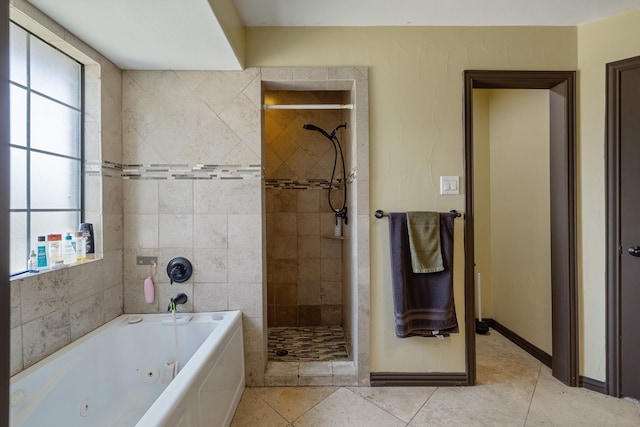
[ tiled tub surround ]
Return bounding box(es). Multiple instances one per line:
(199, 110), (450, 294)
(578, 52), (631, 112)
(121, 68), (267, 386)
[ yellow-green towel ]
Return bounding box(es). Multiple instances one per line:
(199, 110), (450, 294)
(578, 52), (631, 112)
(406, 212), (444, 273)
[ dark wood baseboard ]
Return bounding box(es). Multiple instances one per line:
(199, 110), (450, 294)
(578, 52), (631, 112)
(481, 318), (552, 368)
(370, 372), (467, 387)
(580, 376), (607, 394)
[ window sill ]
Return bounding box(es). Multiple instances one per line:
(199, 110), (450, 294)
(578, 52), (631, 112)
(9, 257), (101, 281)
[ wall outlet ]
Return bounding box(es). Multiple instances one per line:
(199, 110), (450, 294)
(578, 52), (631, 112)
(137, 256), (158, 265)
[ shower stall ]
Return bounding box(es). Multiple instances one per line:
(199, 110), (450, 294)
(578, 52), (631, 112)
(264, 89), (354, 362)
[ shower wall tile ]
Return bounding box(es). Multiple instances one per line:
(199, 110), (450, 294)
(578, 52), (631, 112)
(10, 280), (20, 330)
(159, 214), (193, 249)
(70, 294), (104, 341)
(193, 214), (228, 249)
(124, 180), (159, 214)
(298, 236), (321, 259)
(10, 327), (23, 377)
(193, 283), (228, 312)
(298, 282), (321, 305)
(193, 248), (228, 283)
(22, 308), (71, 369)
(102, 213), (124, 253)
(103, 284), (124, 322)
(298, 213), (320, 235)
(274, 236), (297, 259)
(158, 180), (193, 214)
(228, 283), (263, 318)
(124, 281), (159, 314)
(228, 247), (262, 283)
(124, 214), (159, 249)
(102, 249), (124, 288)
(228, 214), (262, 250)
(68, 261), (105, 304)
(20, 269), (69, 324)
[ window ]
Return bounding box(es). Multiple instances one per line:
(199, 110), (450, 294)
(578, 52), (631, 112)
(9, 23), (83, 274)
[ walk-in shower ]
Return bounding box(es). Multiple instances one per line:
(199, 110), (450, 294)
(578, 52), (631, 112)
(264, 90), (353, 362)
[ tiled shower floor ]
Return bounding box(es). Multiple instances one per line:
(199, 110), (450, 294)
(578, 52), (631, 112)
(268, 326), (349, 362)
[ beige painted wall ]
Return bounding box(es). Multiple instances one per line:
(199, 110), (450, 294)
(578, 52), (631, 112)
(484, 89), (552, 354)
(472, 90), (493, 319)
(578, 9), (640, 381)
(247, 26), (576, 372)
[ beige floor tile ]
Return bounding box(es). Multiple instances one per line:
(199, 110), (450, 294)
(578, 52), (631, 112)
(349, 386), (436, 422)
(410, 384), (530, 426)
(230, 388), (290, 427)
(252, 386), (337, 422)
(293, 387), (406, 426)
(526, 366), (640, 426)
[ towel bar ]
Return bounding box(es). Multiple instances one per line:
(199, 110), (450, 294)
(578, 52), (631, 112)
(374, 209), (462, 219)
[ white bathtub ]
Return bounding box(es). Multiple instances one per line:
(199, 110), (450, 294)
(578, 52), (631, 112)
(10, 310), (245, 427)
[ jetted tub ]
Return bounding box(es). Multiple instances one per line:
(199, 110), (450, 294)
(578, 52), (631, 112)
(10, 311), (245, 427)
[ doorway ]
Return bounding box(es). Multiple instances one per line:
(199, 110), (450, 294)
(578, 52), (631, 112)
(606, 55), (640, 399)
(463, 70), (578, 386)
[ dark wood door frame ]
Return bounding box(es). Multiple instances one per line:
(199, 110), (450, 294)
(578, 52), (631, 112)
(606, 55), (640, 397)
(463, 70), (578, 386)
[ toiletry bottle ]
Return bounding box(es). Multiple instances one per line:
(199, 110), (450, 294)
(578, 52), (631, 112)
(47, 234), (63, 268)
(74, 231), (86, 262)
(27, 250), (37, 270)
(63, 232), (76, 265)
(79, 223), (95, 259)
(36, 235), (48, 269)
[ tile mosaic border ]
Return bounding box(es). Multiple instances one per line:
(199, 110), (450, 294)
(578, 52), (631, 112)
(86, 161), (263, 180)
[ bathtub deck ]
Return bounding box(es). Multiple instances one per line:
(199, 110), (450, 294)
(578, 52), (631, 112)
(267, 326), (349, 362)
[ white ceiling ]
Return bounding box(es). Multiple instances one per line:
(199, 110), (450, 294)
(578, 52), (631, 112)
(25, 0), (640, 70)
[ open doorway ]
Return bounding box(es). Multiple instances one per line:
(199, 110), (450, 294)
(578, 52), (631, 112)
(472, 88), (553, 374)
(463, 71), (577, 387)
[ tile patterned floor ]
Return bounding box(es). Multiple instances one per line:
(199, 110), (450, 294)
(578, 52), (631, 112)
(268, 327), (349, 362)
(232, 329), (640, 426)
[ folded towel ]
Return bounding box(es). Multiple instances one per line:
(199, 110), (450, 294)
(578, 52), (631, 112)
(388, 212), (458, 338)
(406, 211), (444, 273)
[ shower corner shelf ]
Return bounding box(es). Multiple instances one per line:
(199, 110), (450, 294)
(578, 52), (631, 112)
(321, 234), (345, 240)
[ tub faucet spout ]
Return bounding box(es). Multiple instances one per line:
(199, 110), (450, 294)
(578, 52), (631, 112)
(167, 293), (188, 312)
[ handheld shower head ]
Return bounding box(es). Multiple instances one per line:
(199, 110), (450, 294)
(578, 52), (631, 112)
(303, 123), (332, 140)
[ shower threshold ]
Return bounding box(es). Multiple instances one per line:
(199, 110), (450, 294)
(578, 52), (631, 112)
(268, 326), (349, 362)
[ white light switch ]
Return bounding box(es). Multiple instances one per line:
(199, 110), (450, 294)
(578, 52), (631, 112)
(440, 176), (460, 195)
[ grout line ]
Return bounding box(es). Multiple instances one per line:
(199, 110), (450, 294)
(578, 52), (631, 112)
(339, 387), (409, 426)
(405, 386), (439, 426)
(523, 363), (544, 426)
(288, 386), (343, 425)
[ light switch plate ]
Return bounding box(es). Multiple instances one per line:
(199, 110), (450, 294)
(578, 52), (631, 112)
(440, 176), (460, 195)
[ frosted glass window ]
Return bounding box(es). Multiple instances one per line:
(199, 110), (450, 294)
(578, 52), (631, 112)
(10, 213), (27, 274)
(30, 153), (80, 210)
(9, 24), (27, 86)
(10, 148), (26, 209)
(9, 22), (84, 275)
(31, 94), (81, 157)
(30, 36), (81, 108)
(10, 86), (26, 147)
